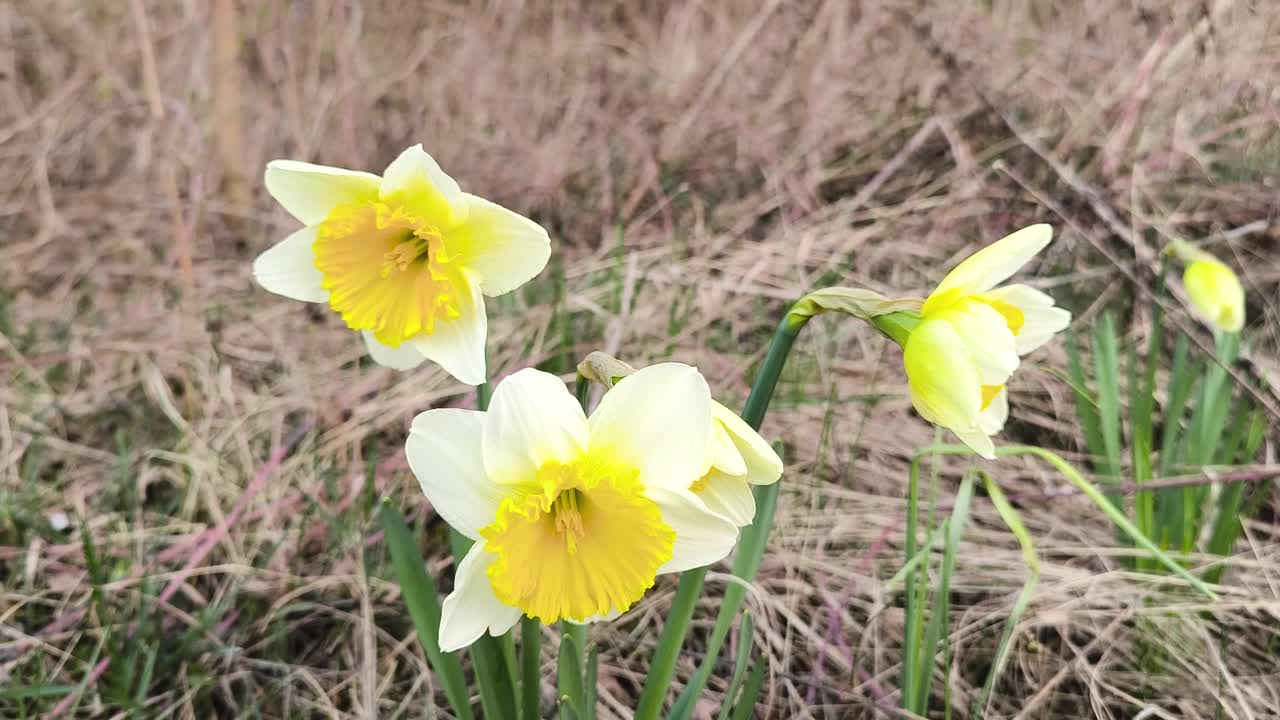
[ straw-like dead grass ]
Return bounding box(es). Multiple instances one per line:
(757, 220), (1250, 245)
(2, 1), (1278, 717)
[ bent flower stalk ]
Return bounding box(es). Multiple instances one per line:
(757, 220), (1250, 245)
(406, 363), (744, 651)
(253, 144), (551, 384)
(901, 224), (1071, 458)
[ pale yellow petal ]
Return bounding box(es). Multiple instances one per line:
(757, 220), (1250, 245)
(648, 487), (740, 573)
(706, 419), (747, 477)
(695, 472), (757, 527)
(979, 284), (1072, 354)
(710, 401), (782, 485)
(936, 301), (1019, 385)
(252, 226), (327, 302)
(408, 275), (487, 385)
(406, 409), (506, 538)
(923, 224), (1053, 314)
(379, 144), (467, 229)
(977, 385), (1008, 436)
(361, 331), (426, 370)
(587, 363), (711, 493)
(482, 368), (589, 485)
(450, 194), (551, 297)
(439, 543), (522, 652)
(264, 160), (380, 226)
(904, 318), (982, 435)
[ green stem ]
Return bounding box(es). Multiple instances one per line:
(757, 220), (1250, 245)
(632, 566), (708, 718)
(662, 309), (810, 720)
(520, 618), (542, 720)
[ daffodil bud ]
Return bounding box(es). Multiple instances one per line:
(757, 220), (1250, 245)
(1166, 240), (1245, 333)
(576, 351), (636, 389)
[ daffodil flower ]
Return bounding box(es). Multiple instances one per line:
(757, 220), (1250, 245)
(690, 401), (782, 526)
(1167, 240), (1245, 333)
(904, 224), (1071, 458)
(252, 144), (551, 384)
(406, 364), (739, 651)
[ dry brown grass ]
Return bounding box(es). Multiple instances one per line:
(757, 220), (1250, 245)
(2, 1), (1279, 718)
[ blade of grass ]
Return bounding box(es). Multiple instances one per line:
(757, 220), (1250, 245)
(378, 502), (474, 720)
(920, 445), (1217, 599)
(716, 612), (756, 720)
(728, 659), (768, 720)
(901, 444), (924, 713)
(1066, 333), (1107, 467)
(911, 470), (975, 712)
(976, 472), (1039, 716)
(1092, 313), (1125, 497)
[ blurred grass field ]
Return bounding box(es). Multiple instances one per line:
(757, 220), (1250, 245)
(3, 1), (1280, 717)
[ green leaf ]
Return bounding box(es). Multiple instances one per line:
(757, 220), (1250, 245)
(976, 472), (1039, 716)
(378, 503), (474, 720)
(716, 612), (756, 720)
(520, 617), (542, 720)
(911, 470), (975, 712)
(728, 660), (768, 720)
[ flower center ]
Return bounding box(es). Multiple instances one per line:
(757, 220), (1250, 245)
(551, 488), (586, 552)
(480, 460), (675, 624)
(313, 202), (460, 347)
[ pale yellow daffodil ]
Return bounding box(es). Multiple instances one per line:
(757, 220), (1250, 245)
(253, 144), (551, 384)
(406, 364), (739, 651)
(691, 401), (782, 526)
(904, 224), (1071, 458)
(1167, 240), (1245, 333)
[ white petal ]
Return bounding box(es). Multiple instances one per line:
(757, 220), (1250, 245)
(439, 543), (522, 652)
(406, 409), (507, 539)
(904, 318), (982, 433)
(648, 488), (740, 573)
(923, 224), (1053, 314)
(711, 401), (782, 485)
(696, 472), (757, 527)
(980, 284), (1072, 354)
(937, 302), (1019, 385)
(706, 419), (747, 477)
(482, 368), (589, 485)
(380, 144), (467, 228)
(1013, 306), (1072, 354)
(952, 427), (996, 460)
(252, 226), (327, 302)
(978, 386), (1009, 436)
(409, 276), (487, 385)
(264, 160), (381, 226)
(587, 363), (711, 493)
(362, 331), (426, 370)
(451, 194), (552, 297)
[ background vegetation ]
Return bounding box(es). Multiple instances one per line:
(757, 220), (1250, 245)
(1, 1), (1277, 717)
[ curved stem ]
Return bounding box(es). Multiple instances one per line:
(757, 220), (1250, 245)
(645, 309), (810, 720)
